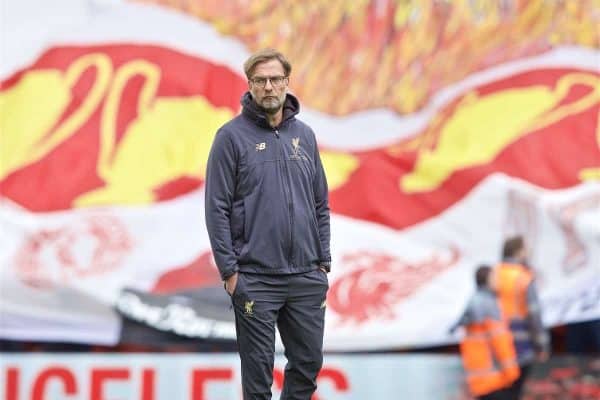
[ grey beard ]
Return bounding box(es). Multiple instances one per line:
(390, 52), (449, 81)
(259, 102), (282, 115)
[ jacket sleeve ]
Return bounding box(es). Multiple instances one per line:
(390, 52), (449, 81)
(526, 282), (550, 354)
(312, 132), (331, 268)
(204, 129), (239, 281)
(449, 305), (471, 334)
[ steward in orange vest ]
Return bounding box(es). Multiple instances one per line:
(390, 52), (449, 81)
(452, 265), (519, 400)
(494, 236), (550, 399)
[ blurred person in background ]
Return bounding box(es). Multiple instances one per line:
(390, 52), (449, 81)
(495, 236), (550, 399)
(205, 49), (331, 400)
(565, 318), (600, 354)
(451, 265), (520, 400)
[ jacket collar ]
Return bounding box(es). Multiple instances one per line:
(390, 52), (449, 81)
(241, 92), (300, 129)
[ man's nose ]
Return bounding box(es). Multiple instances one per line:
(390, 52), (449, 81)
(264, 79), (274, 90)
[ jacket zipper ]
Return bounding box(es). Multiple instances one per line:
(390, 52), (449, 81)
(275, 128), (295, 268)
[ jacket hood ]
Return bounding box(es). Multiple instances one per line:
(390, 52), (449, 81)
(241, 92), (300, 129)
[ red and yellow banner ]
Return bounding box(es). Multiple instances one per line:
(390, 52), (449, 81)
(0, 0), (598, 350)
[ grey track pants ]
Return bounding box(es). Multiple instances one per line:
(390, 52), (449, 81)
(230, 269), (328, 400)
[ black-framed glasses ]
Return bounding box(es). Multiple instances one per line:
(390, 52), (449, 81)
(249, 75), (288, 88)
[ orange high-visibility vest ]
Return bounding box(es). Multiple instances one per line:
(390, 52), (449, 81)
(460, 318), (520, 396)
(495, 262), (537, 363)
(495, 263), (532, 320)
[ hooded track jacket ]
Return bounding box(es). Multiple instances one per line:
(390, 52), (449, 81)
(205, 92), (331, 280)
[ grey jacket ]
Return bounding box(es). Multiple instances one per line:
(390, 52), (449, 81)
(205, 93), (331, 280)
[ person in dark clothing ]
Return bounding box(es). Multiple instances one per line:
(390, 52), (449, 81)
(205, 49), (331, 400)
(565, 319), (600, 354)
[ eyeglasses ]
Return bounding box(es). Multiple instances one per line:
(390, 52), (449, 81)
(249, 75), (288, 88)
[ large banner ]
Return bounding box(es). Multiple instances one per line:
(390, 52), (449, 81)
(1, 0), (599, 350)
(1, 353), (598, 400)
(0, 353), (465, 400)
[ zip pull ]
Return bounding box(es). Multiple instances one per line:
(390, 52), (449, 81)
(274, 129), (279, 138)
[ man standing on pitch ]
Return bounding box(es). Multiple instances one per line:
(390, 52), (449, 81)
(205, 49), (331, 400)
